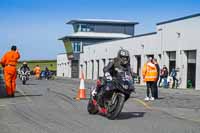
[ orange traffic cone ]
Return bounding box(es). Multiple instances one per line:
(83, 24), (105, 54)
(75, 70), (86, 100)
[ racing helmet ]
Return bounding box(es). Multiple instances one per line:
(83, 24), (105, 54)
(117, 49), (130, 65)
(23, 62), (27, 67)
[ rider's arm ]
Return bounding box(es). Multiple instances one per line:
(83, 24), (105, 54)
(20, 66), (23, 71)
(103, 61), (114, 74)
(27, 67), (30, 71)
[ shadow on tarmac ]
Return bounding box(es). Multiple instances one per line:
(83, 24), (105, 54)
(17, 83), (37, 85)
(0, 94), (43, 99)
(156, 97), (165, 100)
(25, 83), (37, 85)
(117, 112), (146, 120)
(14, 94), (43, 98)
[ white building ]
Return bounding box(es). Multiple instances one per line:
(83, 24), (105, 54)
(79, 13), (200, 90)
(57, 19), (138, 78)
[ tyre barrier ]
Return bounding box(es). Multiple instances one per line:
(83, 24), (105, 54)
(0, 67), (7, 97)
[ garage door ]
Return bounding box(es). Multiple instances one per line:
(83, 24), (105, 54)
(71, 60), (79, 78)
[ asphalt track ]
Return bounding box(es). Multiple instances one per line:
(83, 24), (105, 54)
(0, 78), (200, 133)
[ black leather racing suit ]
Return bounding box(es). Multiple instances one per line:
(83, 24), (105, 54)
(103, 58), (132, 78)
(20, 65), (30, 73)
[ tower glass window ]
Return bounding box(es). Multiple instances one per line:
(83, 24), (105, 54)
(73, 24), (80, 32)
(80, 24), (94, 32)
(72, 42), (81, 53)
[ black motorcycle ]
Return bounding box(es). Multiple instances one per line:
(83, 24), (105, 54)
(87, 72), (134, 120)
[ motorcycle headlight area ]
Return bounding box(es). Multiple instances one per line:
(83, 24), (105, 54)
(122, 84), (129, 90)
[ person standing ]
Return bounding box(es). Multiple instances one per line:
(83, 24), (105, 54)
(170, 68), (178, 88)
(142, 57), (158, 101)
(162, 65), (169, 88)
(34, 65), (41, 80)
(0, 45), (20, 97)
(44, 66), (50, 80)
(158, 67), (164, 87)
(153, 58), (160, 99)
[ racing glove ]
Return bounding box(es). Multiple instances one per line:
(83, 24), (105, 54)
(105, 72), (112, 81)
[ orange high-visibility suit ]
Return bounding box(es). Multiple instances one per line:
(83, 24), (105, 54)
(34, 66), (41, 79)
(142, 62), (158, 82)
(1, 50), (20, 96)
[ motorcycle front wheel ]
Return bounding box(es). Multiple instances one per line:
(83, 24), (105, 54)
(106, 93), (125, 120)
(87, 97), (99, 115)
(22, 80), (26, 85)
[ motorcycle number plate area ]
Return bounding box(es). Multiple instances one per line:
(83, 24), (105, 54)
(105, 83), (113, 91)
(122, 84), (129, 90)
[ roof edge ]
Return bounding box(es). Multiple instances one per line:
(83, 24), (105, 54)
(58, 36), (130, 40)
(157, 13), (200, 25)
(134, 32), (157, 38)
(57, 53), (67, 55)
(66, 19), (139, 25)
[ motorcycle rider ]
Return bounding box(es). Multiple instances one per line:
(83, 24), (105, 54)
(19, 62), (30, 80)
(92, 48), (135, 98)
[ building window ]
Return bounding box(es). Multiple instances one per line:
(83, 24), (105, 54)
(73, 24), (80, 32)
(72, 42), (81, 53)
(80, 24), (94, 32)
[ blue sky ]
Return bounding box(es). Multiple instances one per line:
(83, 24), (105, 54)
(0, 0), (200, 60)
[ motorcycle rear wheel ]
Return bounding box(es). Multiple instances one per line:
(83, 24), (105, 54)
(106, 93), (125, 120)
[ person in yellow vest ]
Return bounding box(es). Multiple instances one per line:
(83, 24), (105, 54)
(33, 65), (41, 80)
(142, 57), (158, 101)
